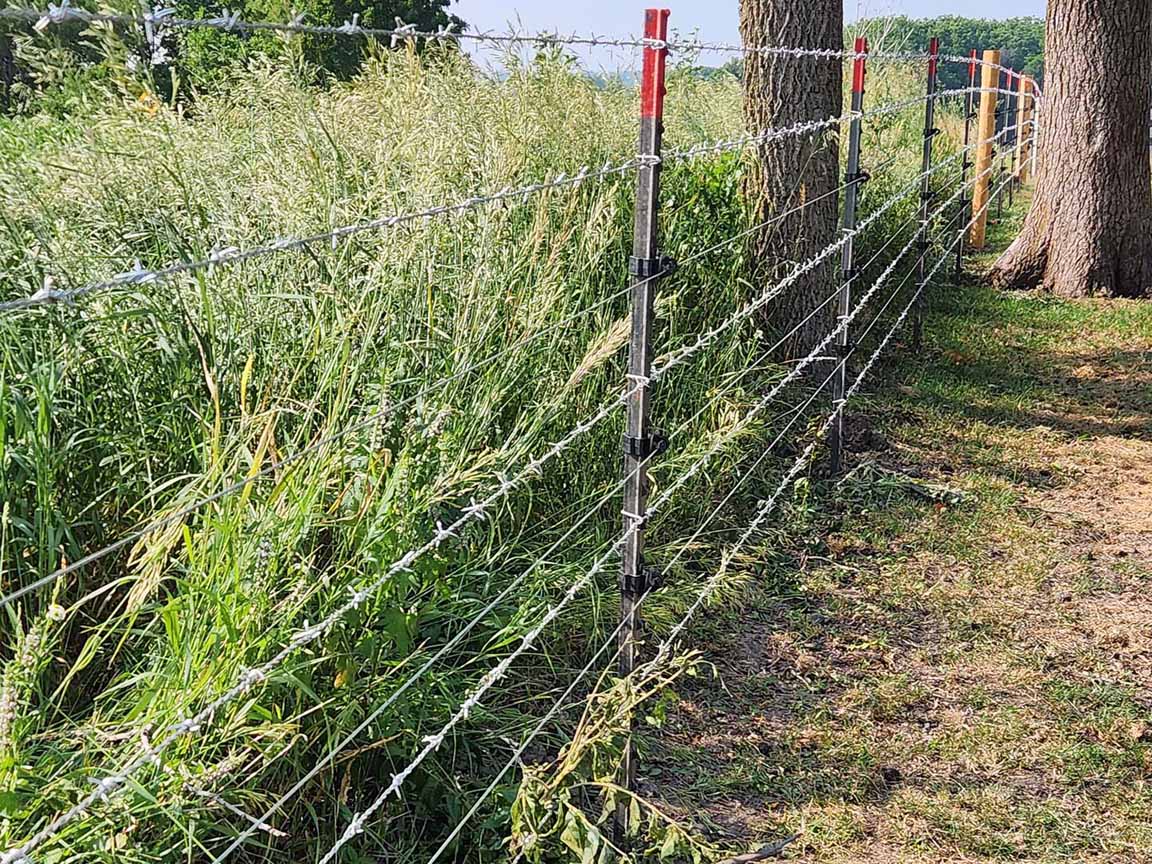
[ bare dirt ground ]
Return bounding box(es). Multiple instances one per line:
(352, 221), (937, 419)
(643, 286), (1152, 862)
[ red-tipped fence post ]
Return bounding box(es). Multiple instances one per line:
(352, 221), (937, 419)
(912, 37), (940, 350)
(829, 36), (868, 476)
(616, 6), (670, 848)
(956, 48), (978, 276)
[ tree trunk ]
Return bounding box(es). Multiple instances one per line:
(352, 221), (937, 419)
(991, 0), (1152, 298)
(739, 0), (843, 358)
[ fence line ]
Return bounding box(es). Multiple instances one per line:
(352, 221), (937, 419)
(0, 8), (1040, 862)
(0, 124), (1001, 864)
(212, 142), (947, 858)
(314, 128), (1017, 863)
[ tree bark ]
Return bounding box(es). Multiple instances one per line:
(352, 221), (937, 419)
(739, 0), (843, 359)
(991, 0), (1152, 298)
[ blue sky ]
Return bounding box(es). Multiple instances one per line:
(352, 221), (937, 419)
(452, 1), (1046, 50)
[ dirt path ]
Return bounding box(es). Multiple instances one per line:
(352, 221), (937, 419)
(644, 283), (1152, 862)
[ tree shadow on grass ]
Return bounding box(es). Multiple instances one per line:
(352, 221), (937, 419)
(641, 279), (1152, 859)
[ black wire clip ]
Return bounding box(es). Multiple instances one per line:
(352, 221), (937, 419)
(623, 429), (670, 460)
(629, 254), (678, 279)
(620, 565), (664, 595)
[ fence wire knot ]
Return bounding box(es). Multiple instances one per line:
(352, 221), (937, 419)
(390, 18), (418, 47)
(238, 668), (266, 688)
(90, 776), (124, 800)
(34, 0), (70, 30)
(27, 277), (73, 307)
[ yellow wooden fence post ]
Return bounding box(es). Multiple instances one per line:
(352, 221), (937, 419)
(970, 49), (1001, 249)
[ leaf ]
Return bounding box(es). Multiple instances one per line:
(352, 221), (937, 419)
(660, 829), (678, 859)
(560, 811), (584, 856)
(240, 415), (277, 508)
(0, 791), (26, 818)
(240, 353), (255, 417)
(582, 826), (600, 864)
(382, 607), (413, 656)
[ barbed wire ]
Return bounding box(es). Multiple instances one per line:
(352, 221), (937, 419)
(0, 5), (1028, 67)
(652, 116), (1018, 382)
(0, 154), (653, 313)
(0, 83), (1020, 316)
(0, 76), (1034, 859)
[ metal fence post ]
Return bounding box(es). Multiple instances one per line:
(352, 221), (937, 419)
(615, 5), (669, 847)
(1005, 70), (1017, 207)
(996, 69), (1007, 219)
(956, 49), (978, 276)
(829, 36), (868, 476)
(912, 37), (940, 351)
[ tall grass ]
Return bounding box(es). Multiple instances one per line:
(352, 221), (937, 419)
(0, 42), (941, 862)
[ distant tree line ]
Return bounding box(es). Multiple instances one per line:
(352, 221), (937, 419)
(717, 15), (1045, 89)
(863, 15), (1045, 88)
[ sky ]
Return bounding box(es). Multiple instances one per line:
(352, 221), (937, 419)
(452, 1), (1046, 54)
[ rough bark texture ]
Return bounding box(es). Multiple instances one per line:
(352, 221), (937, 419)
(991, 0), (1152, 298)
(739, 0), (844, 359)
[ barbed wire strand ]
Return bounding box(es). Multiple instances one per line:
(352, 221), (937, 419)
(0, 6), (1041, 69)
(0, 85), (1011, 316)
(0, 155), (654, 313)
(653, 116), (1016, 382)
(0, 278), (638, 611)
